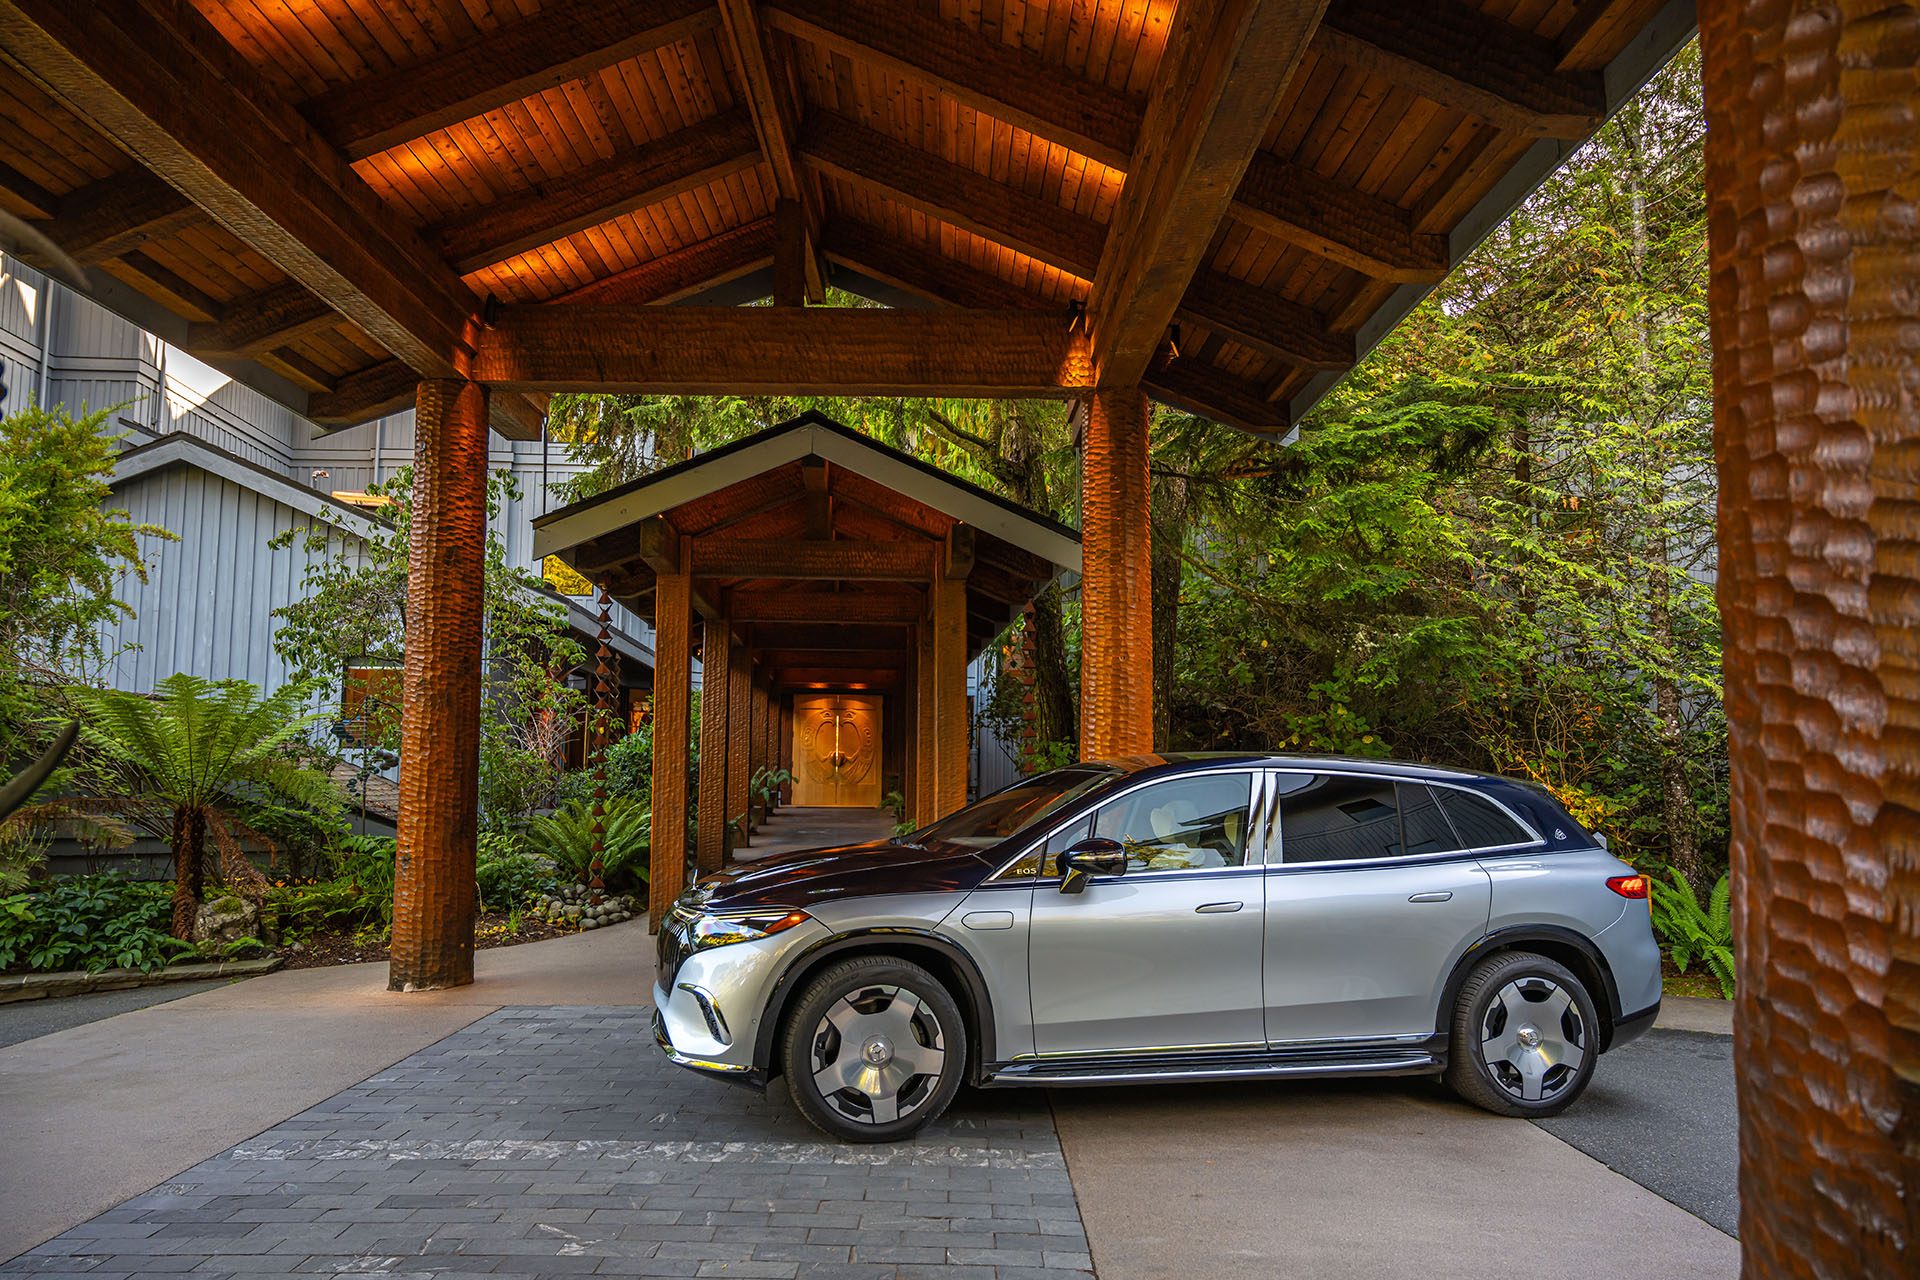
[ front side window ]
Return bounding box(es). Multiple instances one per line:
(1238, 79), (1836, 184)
(1091, 773), (1253, 872)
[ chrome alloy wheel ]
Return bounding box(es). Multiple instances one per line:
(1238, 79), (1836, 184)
(808, 984), (948, 1126)
(1478, 975), (1588, 1104)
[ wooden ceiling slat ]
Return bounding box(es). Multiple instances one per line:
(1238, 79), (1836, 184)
(300, 0), (721, 160)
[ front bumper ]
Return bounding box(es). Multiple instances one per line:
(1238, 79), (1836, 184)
(650, 913), (829, 1082)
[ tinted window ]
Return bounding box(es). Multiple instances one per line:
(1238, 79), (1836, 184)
(1092, 773), (1253, 872)
(914, 766), (1116, 852)
(1399, 783), (1461, 856)
(1000, 815), (1091, 879)
(1278, 774), (1401, 863)
(1435, 788), (1533, 849)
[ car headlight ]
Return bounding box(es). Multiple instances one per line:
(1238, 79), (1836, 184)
(685, 908), (811, 952)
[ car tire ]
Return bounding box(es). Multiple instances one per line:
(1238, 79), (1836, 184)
(780, 955), (968, 1143)
(1444, 950), (1600, 1118)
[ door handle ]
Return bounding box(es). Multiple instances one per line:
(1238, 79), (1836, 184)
(1408, 891), (1453, 903)
(1195, 901), (1244, 914)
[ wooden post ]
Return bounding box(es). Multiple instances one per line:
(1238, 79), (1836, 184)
(1079, 388), (1153, 758)
(388, 379), (487, 992)
(751, 678), (770, 813)
(727, 637), (752, 839)
(915, 621), (936, 826)
(1701, 4), (1920, 1276)
(773, 197), (807, 308)
(932, 575), (969, 818)
(694, 617), (732, 876)
(648, 562), (692, 930)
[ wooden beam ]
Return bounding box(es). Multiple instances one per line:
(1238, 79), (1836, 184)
(742, 623), (907, 651)
(552, 219), (775, 305)
(772, 198), (807, 307)
(692, 538), (934, 581)
(776, 667), (901, 688)
(802, 115), (1102, 277)
(1314, 0), (1605, 139)
(757, 649), (907, 669)
(473, 306), (1094, 397)
(186, 280), (338, 358)
(301, 0), (721, 161)
(716, 0), (824, 300)
(764, 0), (1140, 170)
(1144, 358), (1289, 435)
(53, 169), (195, 264)
(305, 358), (544, 439)
(1179, 270), (1352, 370)
(1088, 0), (1324, 388)
(1232, 152), (1448, 283)
(0, 0), (479, 379)
(728, 587), (926, 625)
(434, 111), (760, 273)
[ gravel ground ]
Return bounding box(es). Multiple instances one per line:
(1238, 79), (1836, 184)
(1535, 1027), (1739, 1235)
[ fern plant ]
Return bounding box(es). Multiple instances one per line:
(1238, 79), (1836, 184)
(1649, 869), (1735, 998)
(67, 674), (343, 938)
(521, 797), (650, 889)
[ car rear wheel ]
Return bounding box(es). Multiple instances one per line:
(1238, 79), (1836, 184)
(1444, 951), (1599, 1118)
(780, 955), (967, 1143)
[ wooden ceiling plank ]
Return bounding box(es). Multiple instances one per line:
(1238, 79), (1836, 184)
(1313, 0), (1605, 139)
(1087, 0), (1327, 388)
(716, 0), (825, 299)
(823, 218), (1054, 310)
(434, 109), (761, 272)
(0, 0), (477, 379)
(763, 0), (1140, 169)
(1144, 358), (1290, 435)
(301, 0), (722, 160)
(1178, 269), (1352, 370)
(729, 587), (926, 625)
(473, 305), (1094, 397)
(549, 217), (776, 304)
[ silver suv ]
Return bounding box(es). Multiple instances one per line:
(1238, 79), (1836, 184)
(653, 755), (1662, 1142)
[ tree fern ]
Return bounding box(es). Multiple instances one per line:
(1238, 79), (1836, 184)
(522, 797), (650, 888)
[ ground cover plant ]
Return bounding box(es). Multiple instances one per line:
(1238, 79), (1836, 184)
(0, 876), (193, 974)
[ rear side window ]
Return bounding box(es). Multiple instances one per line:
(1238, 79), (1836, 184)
(1398, 783), (1462, 855)
(1277, 774), (1401, 863)
(1435, 788), (1534, 849)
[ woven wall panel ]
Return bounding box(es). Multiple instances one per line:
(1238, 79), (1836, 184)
(388, 379), (486, 991)
(1701, 2), (1920, 1273)
(1079, 389), (1155, 758)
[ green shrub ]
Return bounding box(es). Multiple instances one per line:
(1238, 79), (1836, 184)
(336, 834), (396, 929)
(265, 877), (372, 940)
(521, 797), (649, 890)
(476, 830), (558, 911)
(0, 876), (195, 974)
(1650, 869), (1734, 998)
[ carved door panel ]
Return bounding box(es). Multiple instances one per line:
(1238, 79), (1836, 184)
(790, 694), (883, 808)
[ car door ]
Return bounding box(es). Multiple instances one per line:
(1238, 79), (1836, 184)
(1262, 772), (1492, 1046)
(1027, 770), (1267, 1056)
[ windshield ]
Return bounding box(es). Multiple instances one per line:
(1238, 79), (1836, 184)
(907, 766), (1120, 852)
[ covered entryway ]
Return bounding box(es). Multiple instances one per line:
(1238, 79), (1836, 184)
(532, 412), (1081, 922)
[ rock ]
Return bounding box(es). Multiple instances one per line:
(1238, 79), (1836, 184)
(564, 905), (583, 921)
(193, 895), (257, 945)
(582, 918), (600, 930)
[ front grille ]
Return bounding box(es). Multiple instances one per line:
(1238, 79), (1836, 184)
(656, 918), (689, 988)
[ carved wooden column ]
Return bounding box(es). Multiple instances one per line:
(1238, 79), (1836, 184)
(648, 563), (692, 930)
(1701, 4), (1920, 1275)
(932, 573), (969, 819)
(727, 637), (752, 839)
(389, 379), (487, 992)
(750, 678), (769, 815)
(1079, 388), (1153, 758)
(915, 621), (936, 825)
(695, 618), (731, 877)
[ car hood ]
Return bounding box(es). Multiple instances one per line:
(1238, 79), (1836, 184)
(696, 839), (997, 911)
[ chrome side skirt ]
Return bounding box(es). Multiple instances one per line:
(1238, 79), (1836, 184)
(980, 1046), (1440, 1088)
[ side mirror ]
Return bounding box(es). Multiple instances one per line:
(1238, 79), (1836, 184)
(1059, 837), (1127, 895)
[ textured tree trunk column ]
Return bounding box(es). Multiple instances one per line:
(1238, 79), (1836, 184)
(1079, 388), (1154, 758)
(388, 379), (487, 992)
(1701, 5), (1920, 1275)
(649, 569), (692, 931)
(931, 577), (969, 818)
(694, 618), (731, 877)
(915, 621), (936, 827)
(727, 639), (752, 837)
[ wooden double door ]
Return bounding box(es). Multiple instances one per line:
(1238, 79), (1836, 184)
(790, 693), (883, 808)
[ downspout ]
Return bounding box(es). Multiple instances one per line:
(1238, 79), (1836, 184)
(34, 276), (55, 409)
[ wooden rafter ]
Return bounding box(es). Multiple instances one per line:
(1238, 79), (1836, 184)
(1146, 358), (1289, 435)
(0, 0), (476, 379)
(473, 306), (1094, 398)
(434, 111), (761, 274)
(50, 169), (194, 264)
(716, 0), (824, 300)
(552, 219), (776, 306)
(1232, 153), (1448, 283)
(764, 0), (1139, 170)
(1087, 0), (1325, 387)
(299, 0), (721, 161)
(185, 281), (338, 359)
(1315, 0), (1605, 139)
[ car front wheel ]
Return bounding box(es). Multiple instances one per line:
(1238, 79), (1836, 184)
(780, 955), (967, 1143)
(1444, 950), (1599, 1118)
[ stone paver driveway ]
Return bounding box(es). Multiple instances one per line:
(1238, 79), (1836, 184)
(3, 1007), (1092, 1280)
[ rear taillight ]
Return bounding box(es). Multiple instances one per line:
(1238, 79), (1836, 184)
(1607, 874), (1649, 899)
